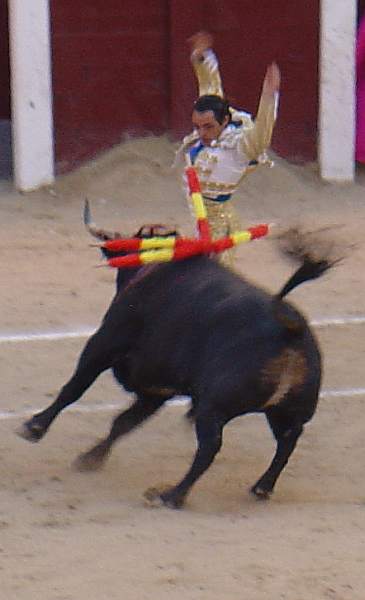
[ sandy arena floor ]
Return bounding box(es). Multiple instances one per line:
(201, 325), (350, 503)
(1, 137), (365, 599)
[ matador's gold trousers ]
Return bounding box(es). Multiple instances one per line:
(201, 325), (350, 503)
(203, 198), (241, 269)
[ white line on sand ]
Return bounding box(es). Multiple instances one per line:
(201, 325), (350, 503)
(1, 315), (365, 345)
(0, 388), (364, 422)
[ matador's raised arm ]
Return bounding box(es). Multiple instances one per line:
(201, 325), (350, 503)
(238, 63), (280, 161)
(191, 48), (224, 98)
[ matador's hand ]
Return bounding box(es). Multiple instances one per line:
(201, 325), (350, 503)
(262, 62), (281, 96)
(188, 31), (213, 60)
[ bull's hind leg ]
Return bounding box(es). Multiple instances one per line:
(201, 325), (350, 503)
(17, 329), (116, 443)
(250, 406), (304, 499)
(74, 393), (166, 472)
(145, 411), (224, 509)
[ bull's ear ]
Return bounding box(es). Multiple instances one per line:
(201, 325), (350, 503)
(151, 224), (179, 238)
(135, 224), (180, 238)
(135, 225), (154, 238)
(135, 225), (146, 238)
(150, 225), (167, 237)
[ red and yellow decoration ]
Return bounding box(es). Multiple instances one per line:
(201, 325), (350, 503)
(186, 167), (211, 241)
(103, 167), (269, 269)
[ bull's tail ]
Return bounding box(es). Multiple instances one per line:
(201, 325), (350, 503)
(276, 257), (333, 301)
(273, 228), (342, 333)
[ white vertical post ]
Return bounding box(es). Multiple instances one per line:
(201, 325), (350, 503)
(319, 0), (357, 182)
(8, 0), (54, 191)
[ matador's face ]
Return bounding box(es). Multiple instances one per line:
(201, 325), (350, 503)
(192, 110), (229, 147)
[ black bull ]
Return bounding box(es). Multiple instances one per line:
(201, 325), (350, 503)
(18, 224), (335, 509)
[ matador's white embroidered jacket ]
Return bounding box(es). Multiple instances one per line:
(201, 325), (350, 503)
(175, 49), (279, 201)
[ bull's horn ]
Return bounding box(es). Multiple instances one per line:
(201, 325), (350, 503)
(83, 199), (95, 231)
(83, 199), (123, 241)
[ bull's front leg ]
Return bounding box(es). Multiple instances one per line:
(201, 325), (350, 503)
(144, 411), (224, 509)
(17, 330), (114, 443)
(74, 393), (167, 471)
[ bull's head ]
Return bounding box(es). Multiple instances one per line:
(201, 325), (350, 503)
(83, 199), (179, 242)
(84, 200), (180, 292)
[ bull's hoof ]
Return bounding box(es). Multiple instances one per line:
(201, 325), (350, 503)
(73, 445), (108, 472)
(16, 419), (46, 443)
(250, 483), (272, 500)
(143, 485), (185, 510)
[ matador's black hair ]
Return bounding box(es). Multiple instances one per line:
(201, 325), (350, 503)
(193, 94), (231, 125)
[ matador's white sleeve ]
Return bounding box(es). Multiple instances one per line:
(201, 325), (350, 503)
(238, 90), (279, 161)
(191, 49), (224, 98)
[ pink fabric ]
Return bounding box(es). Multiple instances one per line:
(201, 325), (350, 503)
(356, 14), (365, 163)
